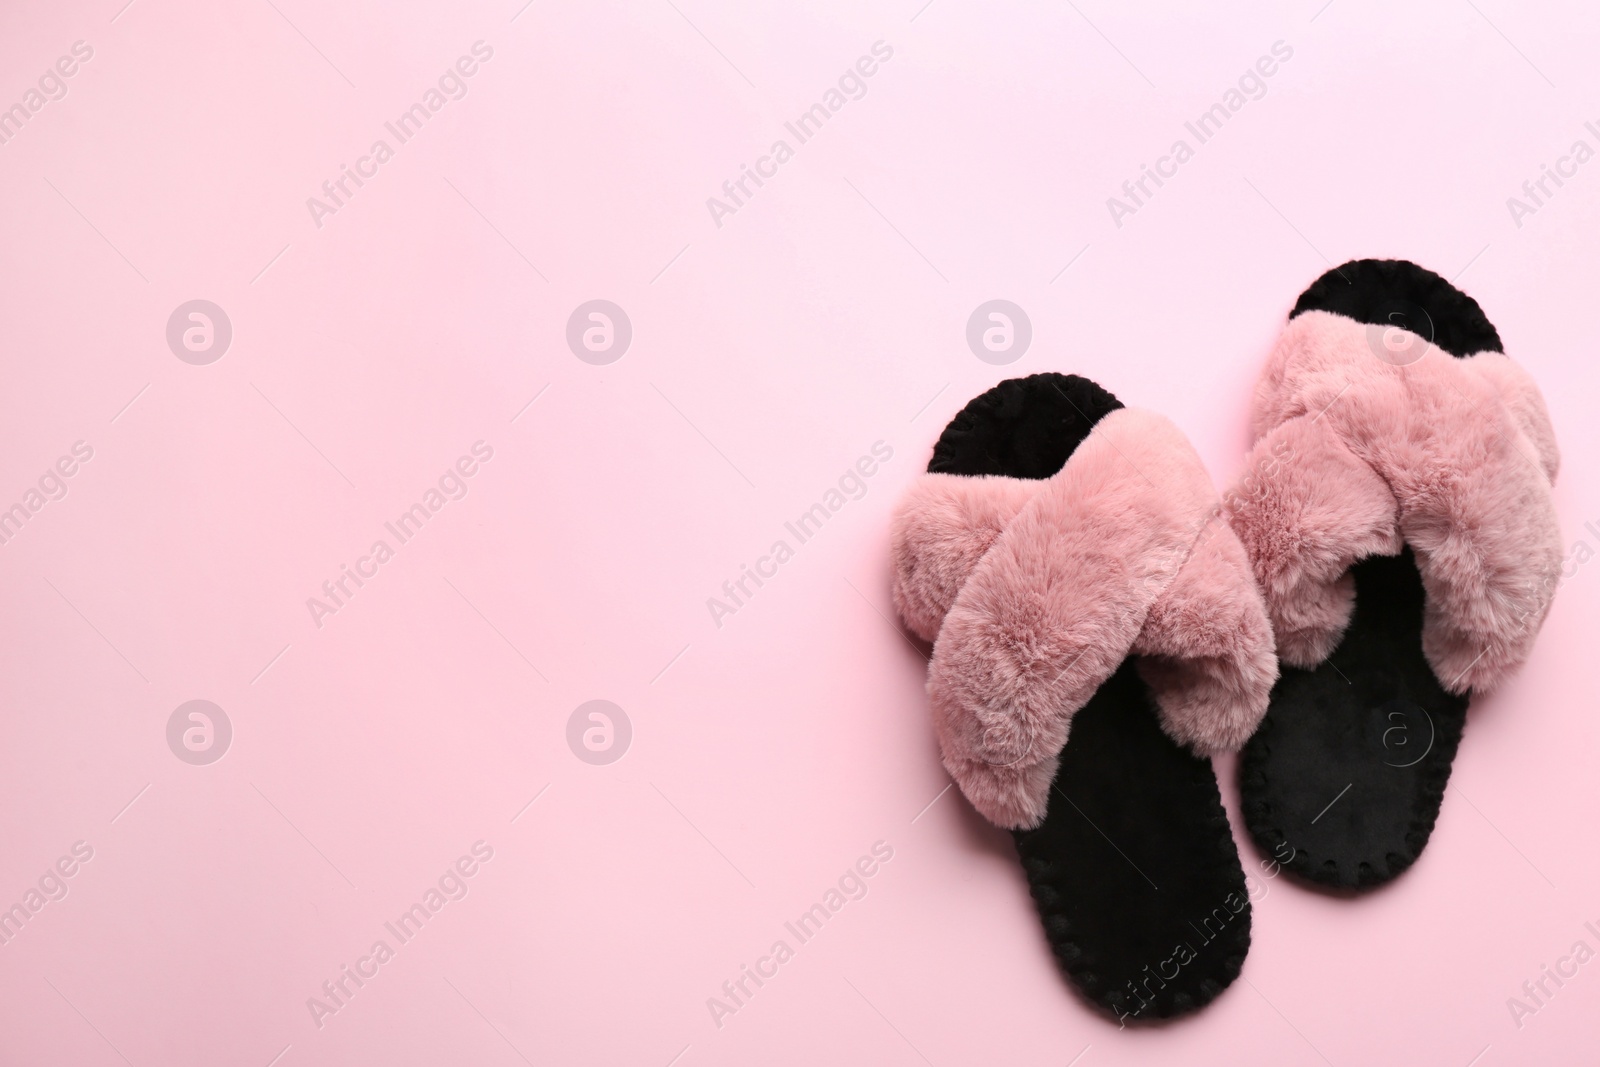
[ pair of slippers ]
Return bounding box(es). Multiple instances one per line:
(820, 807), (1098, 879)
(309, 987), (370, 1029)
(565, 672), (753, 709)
(890, 260), (1562, 1023)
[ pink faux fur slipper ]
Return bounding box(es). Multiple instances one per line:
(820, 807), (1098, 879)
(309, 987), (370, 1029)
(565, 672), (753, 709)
(1231, 258), (1561, 891)
(892, 372), (1276, 1023)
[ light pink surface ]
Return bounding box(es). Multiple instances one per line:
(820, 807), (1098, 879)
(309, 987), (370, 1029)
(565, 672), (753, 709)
(1, 2), (1597, 1065)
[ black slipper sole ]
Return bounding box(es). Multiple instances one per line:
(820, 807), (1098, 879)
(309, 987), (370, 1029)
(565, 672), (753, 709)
(931, 373), (1251, 1022)
(1239, 259), (1496, 891)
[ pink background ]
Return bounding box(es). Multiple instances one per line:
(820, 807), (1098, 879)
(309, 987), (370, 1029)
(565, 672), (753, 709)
(2, 1), (1598, 1064)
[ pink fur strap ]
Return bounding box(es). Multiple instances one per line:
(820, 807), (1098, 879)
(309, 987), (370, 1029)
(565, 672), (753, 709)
(1226, 310), (1562, 693)
(892, 408), (1277, 830)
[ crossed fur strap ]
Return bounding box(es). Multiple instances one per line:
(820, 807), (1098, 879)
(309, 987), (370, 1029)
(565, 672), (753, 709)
(891, 407), (1277, 830)
(1224, 310), (1562, 694)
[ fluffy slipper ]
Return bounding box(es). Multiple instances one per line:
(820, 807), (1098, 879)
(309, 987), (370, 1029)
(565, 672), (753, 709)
(891, 373), (1277, 1022)
(1229, 259), (1562, 891)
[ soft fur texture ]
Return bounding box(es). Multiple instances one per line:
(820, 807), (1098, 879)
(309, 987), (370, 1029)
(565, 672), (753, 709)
(891, 474), (1038, 645)
(1227, 310), (1561, 693)
(892, 407), (1277, 829)
(1130, 515), (1280, 755)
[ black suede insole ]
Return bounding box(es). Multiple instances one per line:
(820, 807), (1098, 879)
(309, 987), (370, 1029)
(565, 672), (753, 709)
(931, 373), (1249, 1022)
(1240, 551), (1469, 890)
